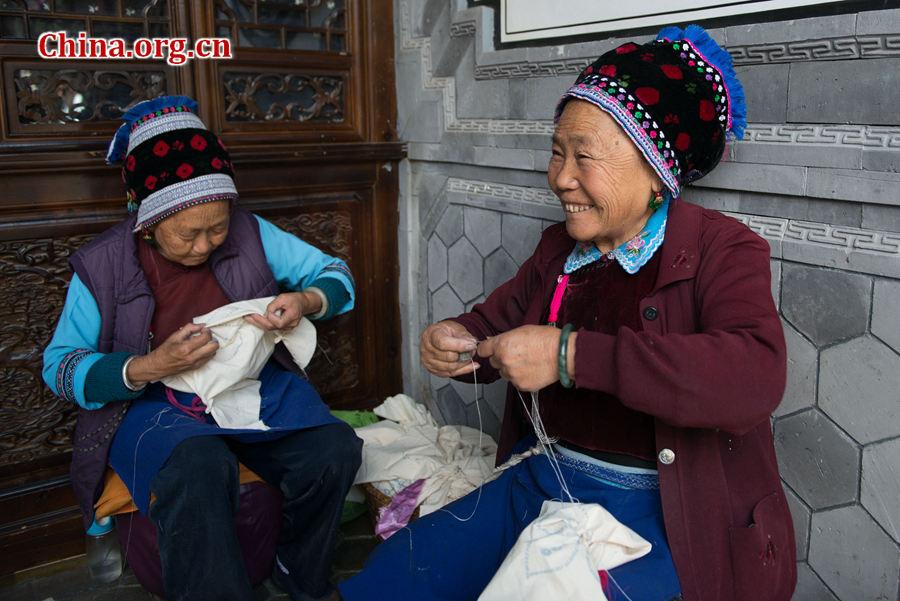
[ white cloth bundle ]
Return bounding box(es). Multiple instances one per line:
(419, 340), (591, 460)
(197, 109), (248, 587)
(479, 500), (652, 601)
(353, 394), (497, 515)
(161, 297), (317, 430)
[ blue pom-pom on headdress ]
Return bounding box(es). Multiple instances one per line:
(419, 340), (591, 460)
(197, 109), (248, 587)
(656, 24), (746, 140)
(106, 95), (200, 165)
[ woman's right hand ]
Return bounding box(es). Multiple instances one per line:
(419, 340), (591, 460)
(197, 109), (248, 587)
(420, 320), (479, 378)
(126, 323), (219, 387)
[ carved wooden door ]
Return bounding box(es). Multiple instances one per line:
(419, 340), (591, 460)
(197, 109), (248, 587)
(0, 0), (401, 576)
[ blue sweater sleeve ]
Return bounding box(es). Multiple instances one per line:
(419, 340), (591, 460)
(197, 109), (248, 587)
(255, 215), (355, 319)
(42, 274), (106, 409)
(42, 275), (143, 409)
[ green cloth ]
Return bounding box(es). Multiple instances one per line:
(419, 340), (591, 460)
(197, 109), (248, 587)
(330, 409), (379, 429)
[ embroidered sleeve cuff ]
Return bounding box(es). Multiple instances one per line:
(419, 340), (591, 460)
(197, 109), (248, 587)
(307, 277), (349, 320)
(84, 352), (145, 406)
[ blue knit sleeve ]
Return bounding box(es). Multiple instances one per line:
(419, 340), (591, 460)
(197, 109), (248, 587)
(254, 215), (355, 319)
(42, 274), (107, 409)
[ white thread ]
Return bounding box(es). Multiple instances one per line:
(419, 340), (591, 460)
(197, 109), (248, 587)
(606, 569), (637, 601)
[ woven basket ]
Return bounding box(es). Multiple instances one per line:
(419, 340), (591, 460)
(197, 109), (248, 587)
(361, 482), (421, 530)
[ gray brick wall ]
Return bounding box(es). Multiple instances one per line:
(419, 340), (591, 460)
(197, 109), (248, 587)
(394, 2), (900, 598)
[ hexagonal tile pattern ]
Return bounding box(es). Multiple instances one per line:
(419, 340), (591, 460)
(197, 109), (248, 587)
(450, 377), (478, 406)
(431, 284), (464, 322)
(436, 385), (468, 426)
(820, 335), (900, 444)
(466, 295), (485, 313)
(774, 409), (859, 509)
(448, 238), (484, 303)
(427, 235), (448, 292)
(435, 205), (464, 245)
(871, 279), (900, 354)
(781, 264), (871, 347)
(784, 484), (811, 561)
(775, 319), (818, 417)
(861, 437), (900, 542)
(484, 248), (518, 296)
(809, 505), (900, 601)
(793, 563), (838, 601)
(501, 214), (543, 265)
(482, 379), (508, 421)
(466, 400), (501, 441)
(464, 207), (502, 257)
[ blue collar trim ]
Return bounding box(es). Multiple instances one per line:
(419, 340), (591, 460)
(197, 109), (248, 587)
(563, 198), (669, 275)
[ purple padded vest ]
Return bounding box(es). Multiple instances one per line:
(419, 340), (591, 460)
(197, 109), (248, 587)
(67, 208), (291, 527)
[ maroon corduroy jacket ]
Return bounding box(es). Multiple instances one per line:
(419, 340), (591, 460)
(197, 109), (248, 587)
(452, 199), (796, 601)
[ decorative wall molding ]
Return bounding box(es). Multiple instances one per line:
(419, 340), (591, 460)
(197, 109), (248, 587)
(447, 177), (557, 205)
(729, 34), (900, 65)
(743, 124), (900, 148)
(473, 35), (900, 78)
(449, 20), (476, 37)
(728, 213), (900, 254)
(442, 177), (900, 266)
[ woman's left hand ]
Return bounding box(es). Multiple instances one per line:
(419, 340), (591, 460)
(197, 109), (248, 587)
(245, 291), (320, 331)
(477, 325), (571, 392)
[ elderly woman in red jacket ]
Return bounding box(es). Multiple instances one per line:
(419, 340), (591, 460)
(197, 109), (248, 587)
(341, 25), (794, 601)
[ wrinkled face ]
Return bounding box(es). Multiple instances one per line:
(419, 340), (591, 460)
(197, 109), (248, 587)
(152, 200), (231, 266)
(548, 100), (662, 252)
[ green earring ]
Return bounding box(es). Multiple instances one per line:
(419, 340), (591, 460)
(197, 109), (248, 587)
(649, 189), (664, 210)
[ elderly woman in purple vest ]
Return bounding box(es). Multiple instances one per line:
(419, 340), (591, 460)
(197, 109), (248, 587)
(43, 96), (357, 601)
(340, 27), (795, 601)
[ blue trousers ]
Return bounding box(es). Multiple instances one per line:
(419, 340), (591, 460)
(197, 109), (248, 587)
(148, 422), (362, 601)
(339, 448), (681, 601)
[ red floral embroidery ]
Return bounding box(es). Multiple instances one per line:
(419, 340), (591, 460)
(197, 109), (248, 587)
(172, 140), (185, 151)
(675, 132), (691, 151)
(210, 157), (223, 170)
(152, 140), (170, 157)
(615, 42), (638, 54)
(663, 113), (680, 125)
(660, 64), (683, 80)
(635, 87), (660, 106)
(144, 175), (158, 190)
(599, 64), (616, 77)
(125, 155), (137, 171)
(699, 99), (716, 121)
(190, 134), (207, 151)
(176, 163), (194, 179)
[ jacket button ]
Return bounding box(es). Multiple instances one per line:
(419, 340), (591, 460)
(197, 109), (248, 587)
(658, 448), (675, 465)
(643, 306), (659, 321)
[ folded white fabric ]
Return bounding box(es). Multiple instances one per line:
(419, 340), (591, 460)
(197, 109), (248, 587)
(479, 501), (652, 601)
(353, 394), (497, 515)
(161, 297), (317, 430)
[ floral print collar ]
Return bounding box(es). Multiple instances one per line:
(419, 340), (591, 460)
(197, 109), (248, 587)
(563, 198), (669, 275)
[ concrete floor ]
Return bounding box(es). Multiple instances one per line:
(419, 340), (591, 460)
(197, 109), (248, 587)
(1, 514), (379, 601)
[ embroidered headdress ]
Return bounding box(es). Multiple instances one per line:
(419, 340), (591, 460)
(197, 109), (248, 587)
(556, 25), (746, 197)
(106, 95), (238, 232)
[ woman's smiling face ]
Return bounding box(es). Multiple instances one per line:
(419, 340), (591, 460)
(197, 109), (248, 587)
(548, 100), (662, 252)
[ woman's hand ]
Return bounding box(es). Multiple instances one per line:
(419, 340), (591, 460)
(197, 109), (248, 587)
(127, 323), (219, 386)
(476, 325), (576, 392)
(420, 320), (479, 378)
(244, 291), (321, 331)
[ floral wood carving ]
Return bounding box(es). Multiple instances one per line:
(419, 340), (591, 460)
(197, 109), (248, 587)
(0, 234), (94, 467)
(270, 210), (359, 397)
(15, 69), (167, 125)
(270, 210), (352, 261)
(223, 72), (344, 123)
